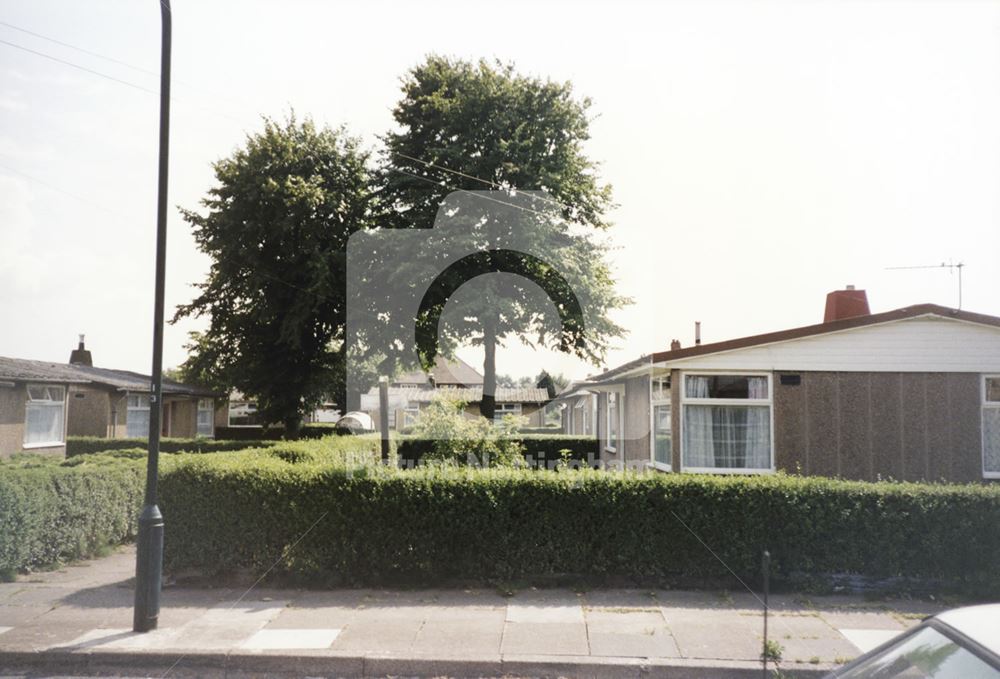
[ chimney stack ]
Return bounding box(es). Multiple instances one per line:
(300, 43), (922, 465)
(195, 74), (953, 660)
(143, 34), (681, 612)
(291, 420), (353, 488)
(824, 286), (871, 323)
(69, 334), (93, 366)
(670, 339), (682, 351)
(695, 321), (702, 346)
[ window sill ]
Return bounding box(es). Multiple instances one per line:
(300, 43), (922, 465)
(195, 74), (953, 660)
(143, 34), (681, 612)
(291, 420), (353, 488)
(984, 471), (1000, 480)
(23, 441), (64, 450)
(650, 461), (672, 472)
(604, 446), (617, 454)
(682, 466), (775, 475)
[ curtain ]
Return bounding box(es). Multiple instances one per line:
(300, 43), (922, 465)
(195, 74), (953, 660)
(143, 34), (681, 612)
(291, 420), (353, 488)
(984, 408), (1000, 474)
(683, 376), (714, 467)
(745, 377), (770, 468)
(25, 402), (63, 444)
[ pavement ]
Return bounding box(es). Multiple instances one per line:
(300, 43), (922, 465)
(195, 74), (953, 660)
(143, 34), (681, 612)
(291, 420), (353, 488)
(0, 546), (950, 678)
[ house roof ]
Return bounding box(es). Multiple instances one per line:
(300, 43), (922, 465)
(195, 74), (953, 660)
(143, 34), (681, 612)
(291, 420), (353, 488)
(401, 386), (550, 404)
(579, 303), (1000, 385)
(650, 304), (1000, 364)
(0, 356), (218, 397)
(394, 355), (484, 387)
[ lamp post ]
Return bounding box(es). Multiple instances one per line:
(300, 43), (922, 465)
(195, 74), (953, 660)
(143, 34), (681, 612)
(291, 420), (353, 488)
(133, 0), (171, 633)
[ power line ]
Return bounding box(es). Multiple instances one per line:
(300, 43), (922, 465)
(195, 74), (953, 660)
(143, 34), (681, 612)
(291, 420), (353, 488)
(0, 159), (133, 221)
(0, 37), (159, 95)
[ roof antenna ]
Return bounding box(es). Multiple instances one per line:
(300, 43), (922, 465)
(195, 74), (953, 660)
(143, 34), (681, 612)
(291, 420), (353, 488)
(885, 261), (965, 310)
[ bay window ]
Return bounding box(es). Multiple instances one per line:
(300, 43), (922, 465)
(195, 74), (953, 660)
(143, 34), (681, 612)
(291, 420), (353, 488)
(983, 376), (1000, 478)
(24, 384), (66, 447)
(681, 373), (772, 472)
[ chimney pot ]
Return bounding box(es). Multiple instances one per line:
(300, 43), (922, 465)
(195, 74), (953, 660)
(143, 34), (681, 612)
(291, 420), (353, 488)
(824, 287), (871, 323)
(670, 339), (682, 351)
(695, 321), (702, 346)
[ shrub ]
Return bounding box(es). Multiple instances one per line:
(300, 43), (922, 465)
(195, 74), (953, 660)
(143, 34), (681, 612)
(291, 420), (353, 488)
(396, 433), (597, 468)
(0, 453), (145, 577)
(157, 454), (1000, 592)
(66, 436), (279, 457)
(408, 395), (525, 467)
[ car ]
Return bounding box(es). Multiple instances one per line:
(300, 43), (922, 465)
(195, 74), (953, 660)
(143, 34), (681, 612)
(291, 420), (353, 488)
(826, 604), (1000, 678)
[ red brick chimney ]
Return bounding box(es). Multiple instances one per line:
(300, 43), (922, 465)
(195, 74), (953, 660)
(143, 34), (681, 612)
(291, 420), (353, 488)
(824, 285), (870, 323)
(670, 339), (681, 351)
(69, 334), (93, 367)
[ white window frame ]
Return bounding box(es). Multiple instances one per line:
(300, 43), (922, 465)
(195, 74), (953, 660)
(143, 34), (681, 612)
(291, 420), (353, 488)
(197, 398), (215, 438)
(650, 374), (672, 472)
(982, 375), (1000, 479)
(228, 401), (260, 427)
(679, 371), (775, 475)
(23, 383), (67, 449)
(494, 402), (522, 424)
(402, 404), (421, 428)
(126, 392), (151, 439)
(605, 388), (623, 453)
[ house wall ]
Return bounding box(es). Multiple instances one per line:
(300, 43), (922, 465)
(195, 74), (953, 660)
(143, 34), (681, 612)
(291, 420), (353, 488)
(623, 374), (651, 466)
(773, 371), (984, 482)
(0, 384), (26, 458)
(66, 385), (111, 438)
(168, 398), (198, 438)
(0, 383), (68, 458)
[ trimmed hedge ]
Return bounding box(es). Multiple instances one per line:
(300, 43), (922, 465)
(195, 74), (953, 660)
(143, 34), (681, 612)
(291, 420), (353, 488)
(66, 436), (278, 457)
(214, 425), (343, 441)
(158, 452), (1000, 591)
(0, 453), (145, 577)
(396, 434), (598, 467)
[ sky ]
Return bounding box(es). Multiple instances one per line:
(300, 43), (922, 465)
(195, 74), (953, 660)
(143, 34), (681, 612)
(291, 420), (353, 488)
(1, 0), (998, 384)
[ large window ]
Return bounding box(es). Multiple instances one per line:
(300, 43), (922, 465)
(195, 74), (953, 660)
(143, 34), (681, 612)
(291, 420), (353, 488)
(24, 384), (66, 447)
(606, 391), (621, 452)
(197, 399), (214, 438)
(228, 401), (260, 427)
(494, 402), (522, 424)
(983, 376), (1000, 478)
(681, 373), (772, 472)
(127, 393), (150, 438)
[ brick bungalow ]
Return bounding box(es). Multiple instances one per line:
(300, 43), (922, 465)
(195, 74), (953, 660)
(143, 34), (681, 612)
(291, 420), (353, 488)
(0, 338), (222, 459)
(581, 288), (1000, 482)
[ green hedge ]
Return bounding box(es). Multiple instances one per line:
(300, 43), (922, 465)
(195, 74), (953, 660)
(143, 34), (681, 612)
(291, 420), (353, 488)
(396, 434), (598, 467)
(66, 436), (279, 457)
(158, 454), (1000, 591)
(0, 454), (145, 578)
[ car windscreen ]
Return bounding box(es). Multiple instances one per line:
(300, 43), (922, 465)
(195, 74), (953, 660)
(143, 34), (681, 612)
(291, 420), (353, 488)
(834, 625), (1000, 679)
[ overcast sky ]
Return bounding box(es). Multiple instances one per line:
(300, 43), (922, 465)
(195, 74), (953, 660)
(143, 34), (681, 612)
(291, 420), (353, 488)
(1, 0), (998, 383)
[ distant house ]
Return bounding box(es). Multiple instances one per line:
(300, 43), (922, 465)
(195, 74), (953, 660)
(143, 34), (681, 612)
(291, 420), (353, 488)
(552, 382), (598, 437)
(361, 356), (550, 430)
(0, 337), (222, 458)
(579, 288), (1000, 483)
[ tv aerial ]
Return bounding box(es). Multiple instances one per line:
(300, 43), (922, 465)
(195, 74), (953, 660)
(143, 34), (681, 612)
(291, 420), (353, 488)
(885, 261), (965, 310)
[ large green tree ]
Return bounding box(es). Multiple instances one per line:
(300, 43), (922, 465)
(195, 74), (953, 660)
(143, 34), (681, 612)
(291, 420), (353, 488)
(174, 116), (371, 435)
(379, 56), (628, 419)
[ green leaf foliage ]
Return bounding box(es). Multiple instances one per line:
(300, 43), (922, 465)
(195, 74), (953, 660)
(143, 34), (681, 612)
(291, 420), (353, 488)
(173, 114), (373, 433)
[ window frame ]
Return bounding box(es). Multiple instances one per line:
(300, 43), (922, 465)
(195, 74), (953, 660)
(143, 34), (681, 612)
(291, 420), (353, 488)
(126, 392), (151, 439)
(23, 383), (67, 449)
(981, 375), (1000, 479)
(493, 402), (523, 424)
(196, 398), (215, 438)
(604, 388), (623, 453)
(679, 370), (775, 475)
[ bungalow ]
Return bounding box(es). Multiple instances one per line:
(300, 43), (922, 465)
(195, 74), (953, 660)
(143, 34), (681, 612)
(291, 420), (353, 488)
(0, 337), (222, 459)
(582, 288), (1000, 483)
(361, 356), (550, 430)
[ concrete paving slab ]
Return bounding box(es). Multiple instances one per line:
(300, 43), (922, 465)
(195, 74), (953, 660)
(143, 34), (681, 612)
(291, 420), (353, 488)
(585, 609), (665, 628)
(507, 603), (584, 624)
(501, 622), (589, 656)
(583, 589), (662, 609)
(588, 628), (680, 658)
(2, 587), (71, 607)
(331, 618), (423, 653)
(839, 628), (903, 654)
(661, 608), (762, 661)
(162, 600), (288, 650)
(413, 619), (504, 656)
(0, 627), (10, 637)
(239, 628), (340, 650)
(0, 604), (53, 628)
(265, 604), (360, 629)
(818, 610), (906, 631)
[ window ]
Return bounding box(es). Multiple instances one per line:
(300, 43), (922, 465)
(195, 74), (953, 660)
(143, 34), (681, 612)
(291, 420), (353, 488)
(402, 405), (421, 428)
(197, 399), (214, 438)
(127, 393), (150, 438)
(983, 376), (1000, 478)
(651, 376), (671, 401)
(606, 391), (621, 451)
(228, 401), (260, 427)
(653, 404), (671, 467)
(24, 384), (65, 446)
(494, 402), (522, 423)
(681, 373), (772, 472)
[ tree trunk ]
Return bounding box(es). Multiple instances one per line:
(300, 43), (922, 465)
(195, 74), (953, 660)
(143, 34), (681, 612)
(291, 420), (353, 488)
(283, 415), (302, 439)
(480, 316), (497, 420)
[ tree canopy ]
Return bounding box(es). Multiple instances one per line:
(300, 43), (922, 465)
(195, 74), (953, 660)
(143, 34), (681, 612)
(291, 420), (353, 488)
(173, 115), (371, 434)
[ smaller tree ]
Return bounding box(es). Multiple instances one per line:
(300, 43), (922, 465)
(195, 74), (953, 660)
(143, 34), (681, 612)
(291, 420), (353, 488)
(411, 394), (525, 467)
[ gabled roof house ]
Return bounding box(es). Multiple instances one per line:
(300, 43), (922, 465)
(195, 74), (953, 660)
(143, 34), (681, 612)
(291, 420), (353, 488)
(581, 288), (1000, 482)
(0, 337), (221, 458)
